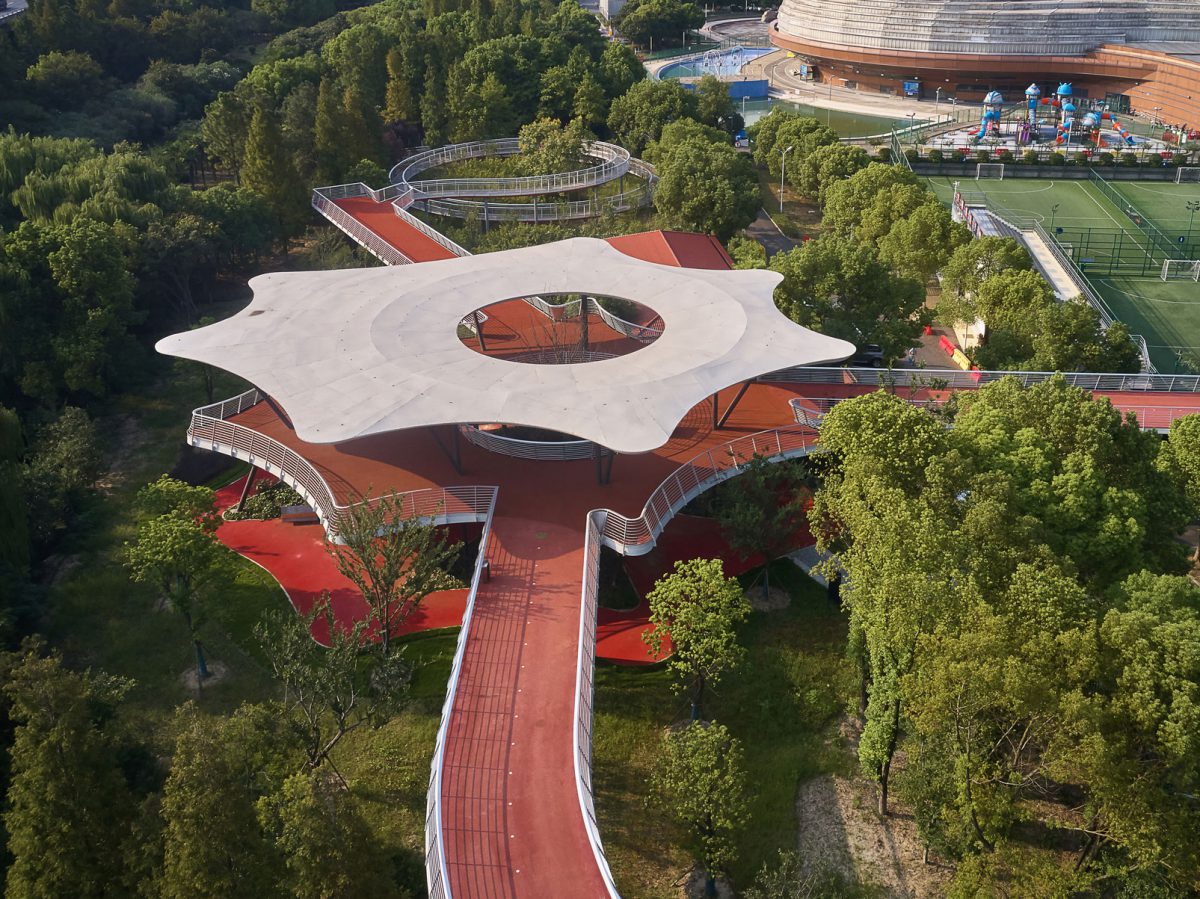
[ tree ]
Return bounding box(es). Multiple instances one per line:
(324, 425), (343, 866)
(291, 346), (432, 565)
(255, 598), (409, 781)
(314, 76), (353, 184)
(819, 163), (920, 237)
(693, 74), (740, 134)
(26, 50), (109, 108)
(572, 71), (607, 128)
(771, 235), (928, 361)
(653, 137), (758, 240)
(643, 558), (750, 719)
(159, 704), (291, 899)
(615, 0), (703, 49)
(793, 143), (870, 204)
(517, 116), (589, 175)
(607, 79), (698, 156)
(201, 92), (250, 178)
(876, 201), (969, 283)
(264, 771), (404, 899)
(2, 643), (138, 899)
(1032, 301), (1140, 374)
(124, 476), (222, 682)
(938, 236), (1031, 317)
(643, 116), (728, 164)
(22, 405), (103, 553)
(599, 40), (644, 98)
(649, 721), (749, 893)
(1158, 414), (1200, 520)
(241, 105), (306, 241)
(750, 110), (837, 178)
(328, 491), (461, 656)
(968, 269), (1056, 369)
(715, 455), (808, 600)
(726, 235), (766, 269)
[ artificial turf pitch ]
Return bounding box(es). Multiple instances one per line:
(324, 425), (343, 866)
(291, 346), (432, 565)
(926, 176), (1200, 372)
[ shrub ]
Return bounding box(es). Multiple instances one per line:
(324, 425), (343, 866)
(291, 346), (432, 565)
(1098, 152), (1115, 166)
(224, 480), (304, 520)
(975, 149), (991, 163)
(951, 149), (967, 163)
(874, 147), (892, 163)
(1022, 150), (1039, 165)
(926, 148), (944, 163)
(1048, 151), (1066, 166)
(904, 148), (919, 164)
(996, 149), (1014, 163)
(1119, 152), (1139, 166)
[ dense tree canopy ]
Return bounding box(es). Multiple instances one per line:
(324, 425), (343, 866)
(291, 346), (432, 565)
(810, 379), (1199, 890)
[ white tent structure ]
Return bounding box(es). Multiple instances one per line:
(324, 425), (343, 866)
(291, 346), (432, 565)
(158, 237), (854, 454)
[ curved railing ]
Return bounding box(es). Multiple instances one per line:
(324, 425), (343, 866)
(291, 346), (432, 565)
(599, 424), (820, 556)
(312, 187), (412, 265)
(574, 508), (622, 898)
(391, 138), (632, 199)
(189, 392), (495, 535)
(425, 487), (499, 899)
(459, 424), (596, 461)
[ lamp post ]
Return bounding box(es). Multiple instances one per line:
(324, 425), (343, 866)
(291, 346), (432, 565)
(1187, 200), (1200, 249)
(779, 145), (794, 213)
(935, 86), (942, 120)
(907, 111), (916, 149)
(1050, 202), (1060, 234)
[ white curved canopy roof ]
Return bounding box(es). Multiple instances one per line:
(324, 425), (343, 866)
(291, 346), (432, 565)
(157, 237), (854, 454)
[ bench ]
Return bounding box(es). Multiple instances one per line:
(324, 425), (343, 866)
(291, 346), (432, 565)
(281, 504), (319, 524)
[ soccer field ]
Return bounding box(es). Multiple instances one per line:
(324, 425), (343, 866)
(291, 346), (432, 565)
(926, 175), (1200, 372)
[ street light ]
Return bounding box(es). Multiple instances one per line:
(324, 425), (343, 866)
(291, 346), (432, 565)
(1187, 200), (1200, 248)
(935, 86), (942, 119)
(907, 111), (916, 148)
(779, 145), (794, 213)
(1050, 203), (1060, 234)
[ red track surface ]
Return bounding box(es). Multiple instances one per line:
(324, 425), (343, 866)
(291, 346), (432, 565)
(334, 197), (459, 262)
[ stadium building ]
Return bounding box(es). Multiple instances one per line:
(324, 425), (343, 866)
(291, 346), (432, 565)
(769, 0), (1200, 124)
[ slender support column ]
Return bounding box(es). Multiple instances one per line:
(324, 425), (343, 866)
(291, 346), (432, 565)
(473, 311), (487, 352)
(594, 444), (615, 486)
(430, 426), (463, 474)
(716, 379), (755, 429)
(579, 296), (589, 351)
(711, 393), (719, 430)
(236, 466), (258, 512)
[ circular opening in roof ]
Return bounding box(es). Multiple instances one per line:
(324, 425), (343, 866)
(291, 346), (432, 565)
(458, 294), (662, 364)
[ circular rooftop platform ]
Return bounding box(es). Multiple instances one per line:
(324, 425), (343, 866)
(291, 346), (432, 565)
(157, 237), (854, 454)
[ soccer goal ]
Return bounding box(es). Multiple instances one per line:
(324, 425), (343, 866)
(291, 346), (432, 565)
(1175, 167), (1200, 184)
(976, 162), (1005, 180)
(1161, 259), (1200, 281)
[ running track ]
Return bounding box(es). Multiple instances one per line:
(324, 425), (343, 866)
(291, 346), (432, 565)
(306, 197), (1200, 898)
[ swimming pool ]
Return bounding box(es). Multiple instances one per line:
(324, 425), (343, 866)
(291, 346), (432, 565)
(658, 46), (774, 79)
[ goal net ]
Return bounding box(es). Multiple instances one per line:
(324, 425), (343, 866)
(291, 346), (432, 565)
(1161, 259), (1200, 281)
(1175, 167), (1200, 184)
(976, 163), (1005, 180)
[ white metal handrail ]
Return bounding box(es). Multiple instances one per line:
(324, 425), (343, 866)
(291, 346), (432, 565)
(425, 486), (499, 899)
(189, 393), (495, 535)
(459, 424), (596, 461)
(418, 183), (653, 222)
(392, 138), (632, 199)
(312, 188), (412, 265)
(791, 393), (1197, 432)
(588, 298), (663, 343)
(573, 508), (622, 898)
(599, 425), (820, 556)
(761, 365), (1200, 392)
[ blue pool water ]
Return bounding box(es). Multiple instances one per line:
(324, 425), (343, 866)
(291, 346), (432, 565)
(659, 47), (774, 79)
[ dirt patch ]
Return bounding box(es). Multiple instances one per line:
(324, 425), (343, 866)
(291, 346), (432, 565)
(745, 584), (792, 612)
(94, 413), (148, 494)
(796, 774), (954, 898)
(679, 868), (734, 899)
(180, 659), (230, 693)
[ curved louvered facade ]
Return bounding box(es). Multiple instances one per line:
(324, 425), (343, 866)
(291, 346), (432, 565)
(770, 0), (1200, 122)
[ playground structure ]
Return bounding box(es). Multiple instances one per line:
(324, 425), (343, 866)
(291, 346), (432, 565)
(935, 81), (1164, 154)
(656, 45), (773, 101)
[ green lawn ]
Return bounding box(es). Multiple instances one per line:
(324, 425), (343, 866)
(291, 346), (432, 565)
(926, 175), (1200, 371)
(593, 559), (857, 897)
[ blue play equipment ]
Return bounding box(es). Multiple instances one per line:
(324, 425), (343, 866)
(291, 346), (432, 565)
(970, 90), (1004, 143)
